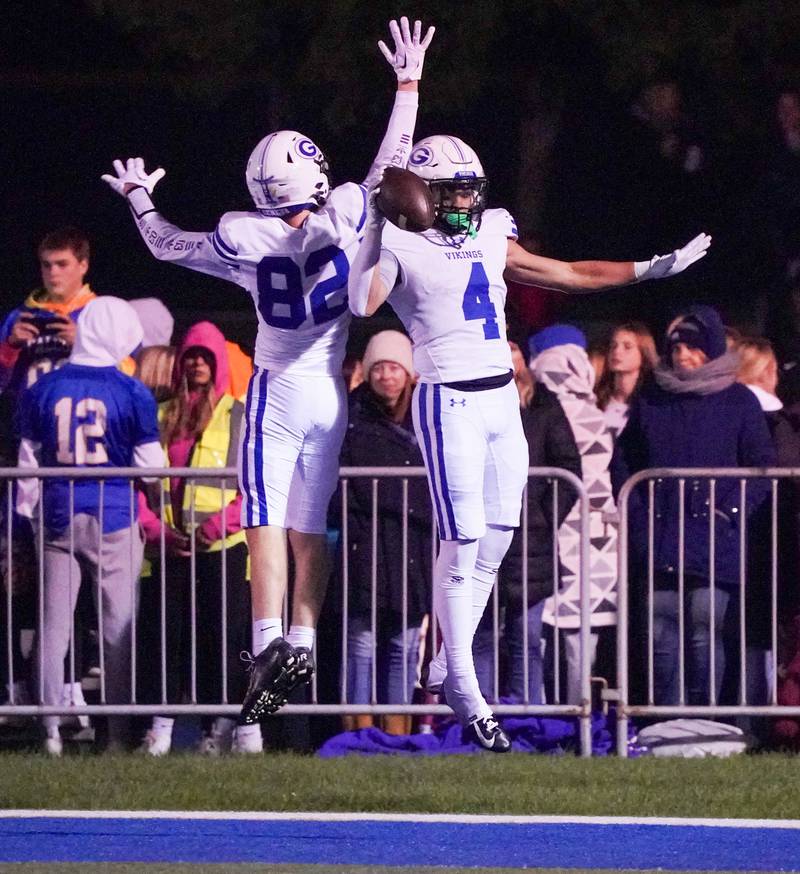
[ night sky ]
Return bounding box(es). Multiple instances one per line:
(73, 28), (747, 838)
(3, 2), (799, 350)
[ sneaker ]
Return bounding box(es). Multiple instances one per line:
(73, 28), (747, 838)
(138, 729), (172, 757)
(43, 731), (63, 757)
(239, 638), (314, 724)
(60, 682), (91, 731)
(464, 714), (511, 753)
(231, 725), (263, 755)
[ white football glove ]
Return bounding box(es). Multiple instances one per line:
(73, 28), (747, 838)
(366, 187), (386, 231)
(634, 232), (712, 281)
(101, 157), (166, 197)
(378, 16), (435, 83)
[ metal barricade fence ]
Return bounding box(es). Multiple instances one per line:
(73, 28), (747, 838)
(615, 467), (800, 757)
(0, 465), (593, 756)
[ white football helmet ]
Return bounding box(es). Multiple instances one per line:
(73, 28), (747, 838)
(246, 130), (330, 217)
(407, 135), (487, 234)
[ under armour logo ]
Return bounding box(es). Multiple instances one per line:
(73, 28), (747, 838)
(449, 398), (466, 407)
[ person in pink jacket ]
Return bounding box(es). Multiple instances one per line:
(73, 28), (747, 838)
(137, 322), (260, 756)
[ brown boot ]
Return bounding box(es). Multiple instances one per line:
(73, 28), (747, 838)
(342, 714), (374, 732)
(381, 714), (411, 736)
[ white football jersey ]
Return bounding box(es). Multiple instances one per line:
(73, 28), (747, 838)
(379, 208), (518, 383)
(130, 182), (368, 376)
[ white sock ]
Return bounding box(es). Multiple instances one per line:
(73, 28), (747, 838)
(235, 723), (261, 740)
(431, 526), (515, 684)
(471, 524), (514, 627)
(433, 538), (488, 721)
(252, 618), (283, 655)
(286, 625), (315, 650)
(151, 716), (174, 736)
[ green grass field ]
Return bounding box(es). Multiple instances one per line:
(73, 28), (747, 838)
(2, 750), (799, 819)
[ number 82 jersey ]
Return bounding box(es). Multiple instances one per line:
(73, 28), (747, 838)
(378, 208), (518, 383)
(131, 181), (368, 377)
(213, 182), (367, 377)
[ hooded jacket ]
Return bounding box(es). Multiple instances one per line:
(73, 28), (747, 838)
(155, 321), (243, 548)
(531, 343), (618, 628)
(15, 297), (162, 534)
(612, 305), (776, 587)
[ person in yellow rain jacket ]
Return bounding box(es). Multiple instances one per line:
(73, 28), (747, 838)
(137, 321), (262, 756)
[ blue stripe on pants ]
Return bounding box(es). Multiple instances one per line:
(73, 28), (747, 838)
(432, 385), (457, 539)
(418, 384), (447, 538)
(251, 368), (270, 527)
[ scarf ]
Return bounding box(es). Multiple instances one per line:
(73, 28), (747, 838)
(654, 350), (739, 396)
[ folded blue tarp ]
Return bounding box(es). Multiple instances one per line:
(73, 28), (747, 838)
(318, 713), (620, 757)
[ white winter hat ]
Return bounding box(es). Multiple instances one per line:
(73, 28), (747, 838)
(362, 330), (413, 378)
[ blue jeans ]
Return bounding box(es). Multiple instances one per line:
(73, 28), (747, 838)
(652, 586), (734, 705)
(345, 616), (421, 705)
(473, 600), (545, 704)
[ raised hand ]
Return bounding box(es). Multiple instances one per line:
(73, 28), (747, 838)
(378, 16), (435, 83)
(101, 157), (166, 197)
(634, 233), (712, 281)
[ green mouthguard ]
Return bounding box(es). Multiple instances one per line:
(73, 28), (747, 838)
(443, 212), (473, 234)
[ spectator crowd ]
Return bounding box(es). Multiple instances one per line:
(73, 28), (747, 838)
(2, 86), (800, 758)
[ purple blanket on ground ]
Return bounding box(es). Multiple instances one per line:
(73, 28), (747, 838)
(318, 713), (619, 757)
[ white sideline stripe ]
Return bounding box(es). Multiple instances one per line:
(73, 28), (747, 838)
(2, 810), (800, 829)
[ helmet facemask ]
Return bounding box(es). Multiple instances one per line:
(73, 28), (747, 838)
(429, 177), (488, 237)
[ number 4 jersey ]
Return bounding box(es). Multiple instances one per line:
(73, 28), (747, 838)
(127, 182), (368, 377)
(379, 208), (518, 383)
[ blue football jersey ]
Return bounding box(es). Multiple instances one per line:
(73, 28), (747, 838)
(16, 363), (160, 533)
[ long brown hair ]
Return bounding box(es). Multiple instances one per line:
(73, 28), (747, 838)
(160, 351), (217, 445)
(595, 321), (657, 410)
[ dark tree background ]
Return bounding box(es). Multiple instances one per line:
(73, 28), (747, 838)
(2, 0), (799, 347)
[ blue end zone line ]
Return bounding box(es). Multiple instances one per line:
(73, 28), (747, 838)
(1, 811), (799, 871)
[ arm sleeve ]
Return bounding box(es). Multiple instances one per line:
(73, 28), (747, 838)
(15, 437), (41, 519)
(125, 188), (238, 283)
(130, 386), (163, 481)
(378, 247), (400, 291)
(348, 222), (385, 317)
(133, 441), (165, 482)
(360, 91), (419, 190)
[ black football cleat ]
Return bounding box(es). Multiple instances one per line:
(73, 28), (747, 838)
(239, 638), (314, 724)
(464, 714), (512, 753)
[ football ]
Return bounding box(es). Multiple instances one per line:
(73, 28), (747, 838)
(376, 166), (435, 232)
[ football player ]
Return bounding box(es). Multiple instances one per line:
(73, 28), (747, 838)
(102, 17), (434, 724)
(348, 134), (711, 751)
